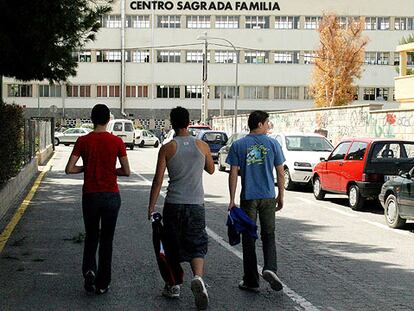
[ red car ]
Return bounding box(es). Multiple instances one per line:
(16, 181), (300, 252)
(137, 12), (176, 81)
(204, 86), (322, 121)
(312, 138), (414, 210)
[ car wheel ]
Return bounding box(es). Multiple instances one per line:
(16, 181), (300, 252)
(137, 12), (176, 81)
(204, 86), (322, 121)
(154, 141), (159, 148)
(64, 143), (70, 146)
(348, 184), (365, 211)
(129, 144), (134, 150)
(384, 194), (406, 228)
(139, 141), (145, 148)
(218, 156), (226, 172)
(54, 138), (60, 146)
(284, 168), (295, 190)
(313, 176), (326, 200)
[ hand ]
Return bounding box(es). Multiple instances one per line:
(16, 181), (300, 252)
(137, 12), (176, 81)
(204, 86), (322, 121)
(148, 206), (156, 220)
(228, 201), (236, 210)
(275, 195), (284, 212)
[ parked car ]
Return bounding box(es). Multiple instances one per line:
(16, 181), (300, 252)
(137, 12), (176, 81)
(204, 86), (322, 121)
(312, 138), (414, 210)
(107, 119), (135, 150)
(196, 130), (228, 160)
(163, 129), (175, 145)
(54, 127), (92, 146)
(135, 129), (160, 148)
(217, 132), (248, 171)
(188, 124), (211, 137)
(379, 167), (414, 228)
(269, 133), (333, 190)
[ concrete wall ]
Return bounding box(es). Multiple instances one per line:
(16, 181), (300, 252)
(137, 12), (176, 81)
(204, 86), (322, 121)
(212, 104), (414, 145)
(0, 159), (38, 220)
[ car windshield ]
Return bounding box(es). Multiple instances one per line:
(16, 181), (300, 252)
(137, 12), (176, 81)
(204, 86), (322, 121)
(189, 126), (210, 137)
(285, 136), (333, 152)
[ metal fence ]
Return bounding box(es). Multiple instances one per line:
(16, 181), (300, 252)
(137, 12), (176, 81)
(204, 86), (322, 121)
(22, 118), (54, 165)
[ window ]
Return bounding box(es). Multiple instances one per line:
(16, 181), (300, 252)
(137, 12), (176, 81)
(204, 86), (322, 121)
(215, 86), (238, 99)
(186, 16), (210, 28)
(376, 88), (389, 101)
(363, 88), (375, 100)
(303, 51), (316, 64)
(185, 85), (202, 98)
(346, 142), (368, 160)
(101, 15), (122, 28)
(127, 15), (150, 28)
(245, 51), (268, 64)
(215, 16), (239, 29)
(132, 50), (150, 63)
(71, 51), (91, 62)
(304, 86), (313, 100)
(365, 52), (390, 65)
(274, 86), (299, 99)
(186, 51), (210, 63)
(395, 17), (414, 30)
(157, 15), (181, 28)
(304, 16), (321, 29)
(274, 16), (299, 29)
(97, 50), (128, 62)
(274, 51), (299, 64)
(244, 86), (269, 99)
(364, 17), (389, 30)
(7, 84), (32, 97)
(215, 51), (237, 63)
(157, 51), (181, 63)
(394, 52), (414, 66)
(39, 85), (61, 97)
(156, 85), (180, 98)
(126, 85), (148, 98)
(124, 123), (133, 132)
(245, 16), (269, 29)
(329, 142), (351, 160)
(66, 85), (91, 97)
(97, 85), (120, 97)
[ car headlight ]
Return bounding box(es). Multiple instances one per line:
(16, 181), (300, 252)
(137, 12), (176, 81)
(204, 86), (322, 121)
(294, 162), (312, 167)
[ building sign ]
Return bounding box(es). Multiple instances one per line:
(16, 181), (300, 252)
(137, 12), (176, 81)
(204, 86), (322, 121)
(130, 1), (280, 11)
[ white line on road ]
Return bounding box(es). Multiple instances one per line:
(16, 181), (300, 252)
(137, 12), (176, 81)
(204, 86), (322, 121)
(295, 197), (412, 237)
(133, 169), (320, 311)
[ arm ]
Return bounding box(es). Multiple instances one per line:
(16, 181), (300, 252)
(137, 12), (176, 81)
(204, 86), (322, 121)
(116, 156), (131, 176)
(228, 165), (238, 209)
(147, 146), (167, 219)
(196, 140), (215, 174)
(275, 164), (285, 211)
(65, 155), (83, 174)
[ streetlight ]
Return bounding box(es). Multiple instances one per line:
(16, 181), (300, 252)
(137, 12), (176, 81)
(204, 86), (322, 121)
(197, 32), (239, 134)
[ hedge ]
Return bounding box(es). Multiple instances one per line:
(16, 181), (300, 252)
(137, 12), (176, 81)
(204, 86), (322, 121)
(0, 103), (24, 188)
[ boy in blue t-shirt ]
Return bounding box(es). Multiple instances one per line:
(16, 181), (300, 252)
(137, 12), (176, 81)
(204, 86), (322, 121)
(226, 110), (285, 293)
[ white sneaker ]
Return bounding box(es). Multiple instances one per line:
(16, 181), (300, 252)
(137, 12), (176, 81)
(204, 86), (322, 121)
(162, 284), (180, 298)
(262, 270), (283, 291)
(191, 275), (209, 310)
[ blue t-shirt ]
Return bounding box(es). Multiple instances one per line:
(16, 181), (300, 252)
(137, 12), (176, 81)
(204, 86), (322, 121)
(226, 134), (285, 200)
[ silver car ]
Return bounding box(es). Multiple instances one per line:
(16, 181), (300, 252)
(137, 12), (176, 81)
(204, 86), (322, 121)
(54, 128), (92, 146)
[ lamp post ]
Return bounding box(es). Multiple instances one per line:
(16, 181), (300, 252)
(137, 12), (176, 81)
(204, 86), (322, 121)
(197, 33), (238, 134)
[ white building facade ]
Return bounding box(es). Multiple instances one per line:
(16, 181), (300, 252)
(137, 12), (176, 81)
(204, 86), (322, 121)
(3, 0), (414, 128)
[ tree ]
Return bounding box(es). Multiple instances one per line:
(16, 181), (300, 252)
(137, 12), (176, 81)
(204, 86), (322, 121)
(310, 14), (368, 107)
(0, 0), (112, 83)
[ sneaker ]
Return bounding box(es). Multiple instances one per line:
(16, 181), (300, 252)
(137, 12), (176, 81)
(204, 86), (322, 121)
(262, 270), (283, 291)
(238, 281), (260, 293)
(191, 275), (209, 310)
(84, 270), (95, 293)
(162, 284), (180, 298)
(95, 286), (110, 295)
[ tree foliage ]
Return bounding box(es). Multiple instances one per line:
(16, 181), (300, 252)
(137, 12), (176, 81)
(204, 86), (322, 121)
(0, 0), (112, 82)
(310, 14), (368, 107)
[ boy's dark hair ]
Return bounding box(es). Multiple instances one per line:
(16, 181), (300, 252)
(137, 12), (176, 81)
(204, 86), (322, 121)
(91, 104), (110, 126)
(170, 106), (190, 130)
(248, 110), (269, 130)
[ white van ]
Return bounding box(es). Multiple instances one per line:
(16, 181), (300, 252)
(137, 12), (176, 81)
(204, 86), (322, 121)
(107, 119), (135, 150)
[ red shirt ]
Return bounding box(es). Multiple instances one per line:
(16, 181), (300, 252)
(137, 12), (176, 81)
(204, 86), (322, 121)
(72, 132), (127, 193)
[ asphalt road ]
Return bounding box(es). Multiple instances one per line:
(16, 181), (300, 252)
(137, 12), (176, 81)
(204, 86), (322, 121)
(1, 145), (413, 311)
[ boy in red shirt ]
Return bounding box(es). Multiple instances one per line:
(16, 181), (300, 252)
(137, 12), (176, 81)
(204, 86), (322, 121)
(65, 104), (130, 294)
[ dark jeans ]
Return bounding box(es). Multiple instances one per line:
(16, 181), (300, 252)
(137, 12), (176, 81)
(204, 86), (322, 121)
(240, 198), (277, 287)
(82, 192), (121, 289)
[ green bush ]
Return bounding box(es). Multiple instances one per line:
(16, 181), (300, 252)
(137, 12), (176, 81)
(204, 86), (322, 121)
(0, 102), (24, 188)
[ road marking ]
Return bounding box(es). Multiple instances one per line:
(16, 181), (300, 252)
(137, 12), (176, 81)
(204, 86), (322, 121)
(296, 197), (356, 218)
(0, 161), (53, 253)
(295, 197), (412, 237)
(134, 170), (320, 311)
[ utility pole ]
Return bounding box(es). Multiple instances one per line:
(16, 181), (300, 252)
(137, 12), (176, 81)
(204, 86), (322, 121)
(201, 32), (208, 124)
